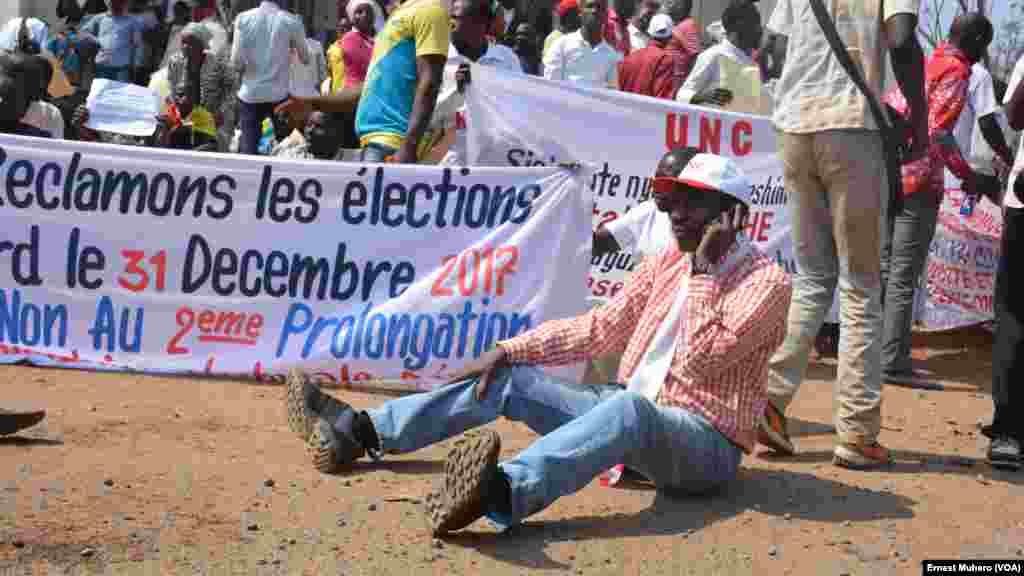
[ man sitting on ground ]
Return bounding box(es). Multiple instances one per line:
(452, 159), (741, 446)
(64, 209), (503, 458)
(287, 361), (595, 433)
(284, 147), (792, 536)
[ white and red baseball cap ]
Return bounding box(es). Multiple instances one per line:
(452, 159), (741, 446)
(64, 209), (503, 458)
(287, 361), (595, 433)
(672, 153), (752, 207)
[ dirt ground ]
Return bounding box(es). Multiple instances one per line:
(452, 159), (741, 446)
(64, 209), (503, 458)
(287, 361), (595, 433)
(1, 326), (1022, 575)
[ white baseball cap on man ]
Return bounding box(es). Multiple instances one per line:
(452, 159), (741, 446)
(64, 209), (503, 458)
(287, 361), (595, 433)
(671, 153), (752, 206)
(647, 14), (674, 41)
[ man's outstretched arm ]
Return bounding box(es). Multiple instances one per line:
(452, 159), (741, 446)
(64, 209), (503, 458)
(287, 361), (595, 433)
(276, 87), (364, 121)
(497, 253), (658, 366)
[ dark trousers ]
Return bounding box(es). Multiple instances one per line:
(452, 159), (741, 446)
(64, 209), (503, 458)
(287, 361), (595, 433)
(238, 98), (286, 155)
(880, 188), (942, 375)
(991, 205), (1024, 440)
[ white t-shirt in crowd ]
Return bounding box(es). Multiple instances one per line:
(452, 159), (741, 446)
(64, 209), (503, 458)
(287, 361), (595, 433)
(1004, 54), (1024, 210)
(22, 101), (65, 140)
(543, 29), (622, 88)
(628, 23), (648, 52)
(231, 1), (309, 104)
(603, 201), (673, 258)
(676, 38), (755, 103)
(953, 62), (1000, 173)
(435, 42), (522, 166)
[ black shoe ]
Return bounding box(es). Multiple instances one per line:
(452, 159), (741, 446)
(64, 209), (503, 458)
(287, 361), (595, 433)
(425, 429), (505, 536)
(987, 436), (1022, 471)
(883, 369), (945, 391)
(0, 408), (46, 436)
(284, 369), (369, 474)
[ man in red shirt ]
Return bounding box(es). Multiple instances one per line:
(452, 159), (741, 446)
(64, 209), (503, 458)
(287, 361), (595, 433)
(880, 13), (995, 388)
(285, 148), (792, 536)
(662, 0), (701, 87)
(618, 13), (677, 99)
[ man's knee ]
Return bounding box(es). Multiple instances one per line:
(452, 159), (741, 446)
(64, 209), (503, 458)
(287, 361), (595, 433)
(602, 390), (653, 435)
(491, 365), (545, 402)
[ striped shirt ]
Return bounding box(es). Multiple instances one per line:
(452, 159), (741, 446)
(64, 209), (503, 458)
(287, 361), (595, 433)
(499, 239), (792, 453)
(166, 51), (238, 120)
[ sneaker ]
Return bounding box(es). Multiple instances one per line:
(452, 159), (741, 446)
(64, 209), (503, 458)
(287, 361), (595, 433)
(283, 369), (366, 473)
(425, 429), (502, 536)
(833, 441), (892, 470)
(987, 437), (1022, 471)
(0, 409), (46, 436)
(758, 402), (795, 456)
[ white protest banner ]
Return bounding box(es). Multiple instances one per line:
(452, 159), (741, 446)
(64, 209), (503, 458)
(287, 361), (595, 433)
(916, 182), (1003, 332)
(0, 135), (592, 389)
(464, 65), (832, 317)
(86, 79), (161, 137)
(465, 65), (1002, 331)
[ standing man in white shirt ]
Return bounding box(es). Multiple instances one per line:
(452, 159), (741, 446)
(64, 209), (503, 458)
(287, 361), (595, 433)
(955, 62), (1015, 184)
(756, 0), (928, 470)
(983, 53), (1024, 470)
(429, 0), (522, 165)
(675, 0), (761, 106)
(543, 0), (622, 88)
(231, 0), (309, 155)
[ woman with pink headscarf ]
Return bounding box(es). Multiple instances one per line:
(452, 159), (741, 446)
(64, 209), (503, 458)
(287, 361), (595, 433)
(341, 0), (383, 88)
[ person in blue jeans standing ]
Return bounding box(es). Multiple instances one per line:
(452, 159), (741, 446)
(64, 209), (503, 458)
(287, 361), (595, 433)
(285, 148), (792, 536)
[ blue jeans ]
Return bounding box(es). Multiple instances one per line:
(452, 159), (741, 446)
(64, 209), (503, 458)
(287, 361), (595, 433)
(880, 188), (941, 375)
(238, 98), (286, 156)
(360, 142), (398, 162)
(366, 366), (742, 529)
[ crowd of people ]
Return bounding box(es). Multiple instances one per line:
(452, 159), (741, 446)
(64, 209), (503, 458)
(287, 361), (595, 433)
(0, 0), (787, 162)
(1, 0), (1023, 540)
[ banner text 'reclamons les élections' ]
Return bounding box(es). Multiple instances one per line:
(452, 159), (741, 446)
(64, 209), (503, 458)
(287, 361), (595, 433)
(0, 136), (593, 387)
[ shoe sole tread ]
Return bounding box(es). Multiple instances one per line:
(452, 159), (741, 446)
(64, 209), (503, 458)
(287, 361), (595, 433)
(425, 429), (501, 537)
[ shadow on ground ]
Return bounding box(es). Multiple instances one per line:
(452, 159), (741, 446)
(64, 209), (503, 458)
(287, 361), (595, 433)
(441, 467), (916, 570)
(0, 436), (63, 447)
(760, 449), (1021, 485)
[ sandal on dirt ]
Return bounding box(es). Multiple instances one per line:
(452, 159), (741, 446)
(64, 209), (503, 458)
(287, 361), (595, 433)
(425, 429), (502, 536)
(0, 409), (46, 436)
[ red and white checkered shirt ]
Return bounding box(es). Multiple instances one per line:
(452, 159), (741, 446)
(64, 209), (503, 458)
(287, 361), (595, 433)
(499, 240), (792, 453)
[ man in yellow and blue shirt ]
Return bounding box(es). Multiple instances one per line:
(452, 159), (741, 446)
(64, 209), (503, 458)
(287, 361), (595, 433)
(276, 0), (449, 163)
(355, 0), (450, 162)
